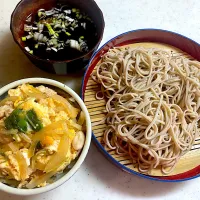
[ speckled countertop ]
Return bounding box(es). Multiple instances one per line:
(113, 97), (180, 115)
(1, 0), (200, 199)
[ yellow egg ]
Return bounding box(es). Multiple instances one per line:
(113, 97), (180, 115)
(54, 111), (69, 122)
(19, 98), (51, 126)
(14, 97), (23, 108)
(68, 129), (75, 140)
(8, 88), (23, 97)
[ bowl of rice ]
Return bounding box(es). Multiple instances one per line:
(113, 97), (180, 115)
(0, 78), (91, 195)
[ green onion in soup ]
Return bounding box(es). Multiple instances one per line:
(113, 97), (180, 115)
(22, 5), (97, 60)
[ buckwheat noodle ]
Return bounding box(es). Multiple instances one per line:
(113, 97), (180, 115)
(92, 47), (200, 174)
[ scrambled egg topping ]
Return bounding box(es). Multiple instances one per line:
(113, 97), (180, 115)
(0, 84), (85, 188)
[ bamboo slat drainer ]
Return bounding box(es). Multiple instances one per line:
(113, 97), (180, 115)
(84, 42), (200, 177)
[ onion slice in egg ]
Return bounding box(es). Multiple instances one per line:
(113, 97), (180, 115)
(26, 171), (56, 189)
(52, 94), (79, 118)
(0, 96), (18, 107)
(44, 133), (70, 173)
(8, 143), (28, 181)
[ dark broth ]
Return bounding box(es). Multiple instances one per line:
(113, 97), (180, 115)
(22, 4), (97, 60)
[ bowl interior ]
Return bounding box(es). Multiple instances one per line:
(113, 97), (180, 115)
(0, 84), (79, 181)
(11, 0), (104, 61)
(0, 78), (91, 195)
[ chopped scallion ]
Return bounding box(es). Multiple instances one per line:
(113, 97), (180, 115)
(25, 46), (30, 52)
(22, 37), (26, 41)
(24, 24), (32, 32)
(34, 44), (39, 49)
(64, 10), (71, 14)
(81, 22), (86, 29)
(65, 32), (71, 36)
(45, 9), (56, 16)
(26, 35), (33, 40)
(38, 23), (44, 33)
(69, 39), (80, 51)
(65, 16), (74, 22)
(22, 5), (95, 57)
(38, 11), (44, 18)
(32, 27), (38, 31)
(45, 23), (58, 38)
(51, 47), (58, 52)
(26, 14), (32, 23)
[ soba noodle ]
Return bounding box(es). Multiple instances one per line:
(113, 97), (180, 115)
(92, 47), (200, 174)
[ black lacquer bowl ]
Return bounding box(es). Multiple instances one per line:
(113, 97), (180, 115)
(10, 0), (105, 74)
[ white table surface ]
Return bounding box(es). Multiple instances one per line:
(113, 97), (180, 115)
(1, 0), (200, 199)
